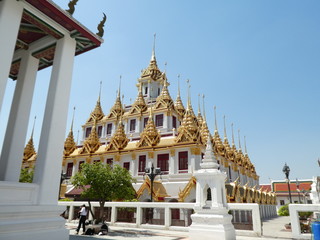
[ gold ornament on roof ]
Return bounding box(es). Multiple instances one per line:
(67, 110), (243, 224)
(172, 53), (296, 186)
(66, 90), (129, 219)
(200, 94), (211, 144)
(174, 75), (185, 120)
(129, 83), (147, 115)
(155, 78), (174, 111)
(106, 118), (129, 151)
(137, 105), (160, 147)
(96, 13), (107, 38)
(64, 107), (77, 156)
(81, 120), (101, 154)
(175, 80), (200, 144)
(140, 34), (163, 81)
(86, 82), (104, 123)
(107, 77), (124, 120)
(23, 116), (37, 162)
(212, 106), (225, 156)
(197, 94), (203, 127)
(66, 0), (78, 15)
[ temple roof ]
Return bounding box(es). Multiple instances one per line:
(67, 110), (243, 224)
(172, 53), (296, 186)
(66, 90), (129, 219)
(11, 0), (104, 79)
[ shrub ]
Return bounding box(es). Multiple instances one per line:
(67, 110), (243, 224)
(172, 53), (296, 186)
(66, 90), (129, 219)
(278, 204), (290, 216)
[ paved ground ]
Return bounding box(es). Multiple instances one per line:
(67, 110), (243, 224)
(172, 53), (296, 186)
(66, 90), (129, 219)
(67, 216), (294, 240)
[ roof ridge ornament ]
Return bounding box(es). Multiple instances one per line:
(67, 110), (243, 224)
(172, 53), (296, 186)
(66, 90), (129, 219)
(66, 0), (78, 15)
(96, 13), (107, 38)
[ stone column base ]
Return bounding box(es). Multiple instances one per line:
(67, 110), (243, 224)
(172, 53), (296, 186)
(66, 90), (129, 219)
(189, 212), (236, 240)
(0, 205), (68, 240)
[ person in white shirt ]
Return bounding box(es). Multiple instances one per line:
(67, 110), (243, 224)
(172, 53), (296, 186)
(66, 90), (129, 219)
(76, 204), (87, 234)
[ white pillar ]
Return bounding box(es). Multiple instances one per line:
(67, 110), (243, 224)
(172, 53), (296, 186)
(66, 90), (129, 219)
(0, 50), (39, 181)
(33, 35), (76, 205)
(0, 0), (23, 114)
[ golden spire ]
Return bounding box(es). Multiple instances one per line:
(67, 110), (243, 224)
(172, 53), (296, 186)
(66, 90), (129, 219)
(231, 123), (236, 150)
(176, 81), (200, 144)
(137, 104), (160, 147)
(129, 82), (147, 115)
(174, 74), (185, 120)
(140, 34), (162, 81)
(197, 94), (203, 127)
(106, 116), (129, 151)
(81, 119), (101, 154)
(223, 116), (234, 162)
(200, 94), (210, 144)
(202, 94), (206, 120)
(155, 76), (174, 111)
(64, 107), (77, 156)
(86, 81), (104, 123)
(23, 116), (37, 161)
(107, 76), (124, 120)
(212, 106), (225, 156)
(235, 129), (244, 167)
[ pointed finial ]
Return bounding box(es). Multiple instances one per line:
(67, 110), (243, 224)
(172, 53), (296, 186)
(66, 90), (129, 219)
(231, 123), (235, 146)
(151, 33), (156, 61)
(202, 94), (206, 120)
(98, 81), (102, 102)
(244, 136), (248, 154)
(164, 62), (167, 73)
(71, 106), (76, 131)
(76, 129), (79, 145)
(177, 74), (181, 97)
(186, 79), (191, 108)
(214, 106), (218, 131)
(122, 94), (124, 108)
(118, 75), (122, 98)
(223, 115), (227, 139)
(96, 13), (107, 38)
(31, 116), (36, 138)
(238, 129), (242, 149)
(198, 94), (201, 115)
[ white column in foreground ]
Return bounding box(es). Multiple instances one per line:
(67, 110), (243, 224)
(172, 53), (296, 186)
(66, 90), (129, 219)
(0, 50), (39, 181)
(0, 0), (23, 114)
(34, 35), (76, 205)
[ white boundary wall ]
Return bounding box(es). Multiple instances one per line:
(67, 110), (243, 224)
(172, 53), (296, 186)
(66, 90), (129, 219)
(58, 201), (274, 237)
(289, 204), (320, 239)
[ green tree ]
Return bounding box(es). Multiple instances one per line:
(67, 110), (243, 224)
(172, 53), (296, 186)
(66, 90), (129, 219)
(19, 168), (34, 183)
(278, 204), (290, 216)
(71, 162), (136, 222)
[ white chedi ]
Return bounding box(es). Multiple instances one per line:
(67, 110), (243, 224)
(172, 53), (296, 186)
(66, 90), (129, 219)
(189, 137), (236, 240)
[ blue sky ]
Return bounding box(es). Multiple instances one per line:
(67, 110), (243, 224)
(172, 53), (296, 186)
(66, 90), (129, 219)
(1, 0), (319, 184)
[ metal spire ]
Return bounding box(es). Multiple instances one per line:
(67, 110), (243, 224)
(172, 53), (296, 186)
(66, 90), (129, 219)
(71, 106), (76, 131)
(98, 81), (102, 102)
(118, 75), (122, 98)
(223, 115), (227, 139)
(186, 79), (191, 109)
(244, 136), (248, 154)
(202, 94), (206, 120)
(151, 33), (156, 61)
(177, 74), (181, 97)
(31, 116), (36, 138)
(198, 94), (201, 115)
(238, 129), (242, 150)
(231, 123), (235, 146)
(214, 106), (218, 131)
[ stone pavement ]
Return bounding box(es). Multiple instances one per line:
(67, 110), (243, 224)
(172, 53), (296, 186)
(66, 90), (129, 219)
(67, 216), (294, 240)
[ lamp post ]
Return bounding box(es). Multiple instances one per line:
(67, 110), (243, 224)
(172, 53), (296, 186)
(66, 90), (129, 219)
(282, 163), (292, 203)
(145, 164), (161, 223)
(296, 178), (301, 204)
(59, 170), (66, 200)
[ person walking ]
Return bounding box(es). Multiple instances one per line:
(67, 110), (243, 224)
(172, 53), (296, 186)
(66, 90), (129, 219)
(76, 204), (87, 234)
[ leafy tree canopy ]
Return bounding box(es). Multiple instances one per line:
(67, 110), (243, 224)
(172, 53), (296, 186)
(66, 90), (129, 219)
(71, 162), (136, 222)
(19, 168), (34, 183)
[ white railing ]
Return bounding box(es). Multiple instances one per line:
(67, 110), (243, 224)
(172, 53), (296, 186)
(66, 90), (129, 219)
(289, 204), (320, 239)
(58, 201), (272, 237)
